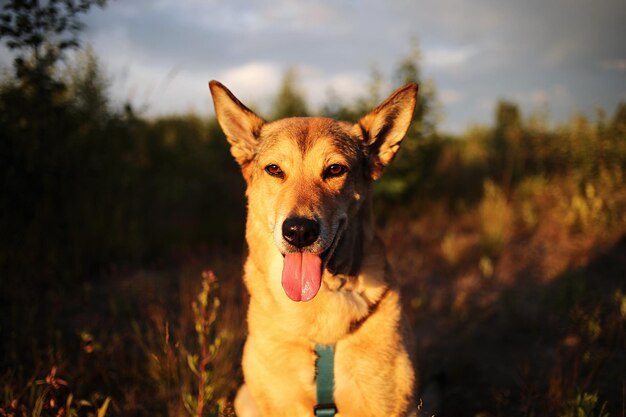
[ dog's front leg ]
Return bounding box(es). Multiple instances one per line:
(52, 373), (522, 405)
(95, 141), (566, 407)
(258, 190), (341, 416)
(239, 335), (317, 417)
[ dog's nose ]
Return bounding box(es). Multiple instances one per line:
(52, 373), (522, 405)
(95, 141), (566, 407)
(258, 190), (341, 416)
(282, 217), (320, 248)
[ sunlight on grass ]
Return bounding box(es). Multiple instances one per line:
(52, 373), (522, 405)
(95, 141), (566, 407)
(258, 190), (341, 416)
(479, 180), (512, 258)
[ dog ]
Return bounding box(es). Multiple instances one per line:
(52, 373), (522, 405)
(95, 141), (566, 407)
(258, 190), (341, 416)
(209, 80), (419, 417)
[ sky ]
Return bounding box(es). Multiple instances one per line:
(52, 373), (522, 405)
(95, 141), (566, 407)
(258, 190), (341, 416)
(2, 0), (625, 133)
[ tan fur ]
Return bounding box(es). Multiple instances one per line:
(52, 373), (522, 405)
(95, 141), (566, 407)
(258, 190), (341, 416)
(209, 80), (419, 417)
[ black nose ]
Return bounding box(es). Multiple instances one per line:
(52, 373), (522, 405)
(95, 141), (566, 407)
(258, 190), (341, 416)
(282, 217), (320, 248)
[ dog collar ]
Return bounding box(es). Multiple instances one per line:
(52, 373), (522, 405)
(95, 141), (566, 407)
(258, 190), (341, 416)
(314, 344), (337, 417)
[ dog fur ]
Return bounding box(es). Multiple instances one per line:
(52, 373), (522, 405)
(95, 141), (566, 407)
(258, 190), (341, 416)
(209, 80), (419, 417)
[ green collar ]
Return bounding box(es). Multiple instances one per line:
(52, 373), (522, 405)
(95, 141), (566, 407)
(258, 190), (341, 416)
(314, 344), (337, 417)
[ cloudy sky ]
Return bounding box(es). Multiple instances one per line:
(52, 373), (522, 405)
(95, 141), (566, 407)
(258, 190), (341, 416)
(3, 0), (625, 132)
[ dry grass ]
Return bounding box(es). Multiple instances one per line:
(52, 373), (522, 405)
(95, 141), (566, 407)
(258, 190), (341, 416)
(381, 172), (626, 417)
(2, 187), (625, 417)
(3, 103), (625, 417)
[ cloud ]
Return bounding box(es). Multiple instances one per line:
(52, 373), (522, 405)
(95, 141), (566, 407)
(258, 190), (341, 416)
(529, 89), (549, 106)
(100, 59), (215, 117)
(440, 89), (465, 105)
(219, 62), (282, 99)
(0, 44), (13, 72)
(520, 85), (571, 109)
(424, 46), (476, 71)
(600, 59), (626, 72)
(296, 66), (367, 108)
(478, 97), (495, 113)
(256, 2), (340, 33)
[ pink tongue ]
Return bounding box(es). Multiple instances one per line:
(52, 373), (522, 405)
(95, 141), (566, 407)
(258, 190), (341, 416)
(281, 253), (322, 302)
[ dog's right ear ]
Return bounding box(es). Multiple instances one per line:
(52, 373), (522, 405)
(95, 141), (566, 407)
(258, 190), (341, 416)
(209, 80), (265, 169)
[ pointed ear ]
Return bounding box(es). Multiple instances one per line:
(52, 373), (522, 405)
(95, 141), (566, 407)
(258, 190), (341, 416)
(209, 80), (265, 168)
(353, 83), (418, 180)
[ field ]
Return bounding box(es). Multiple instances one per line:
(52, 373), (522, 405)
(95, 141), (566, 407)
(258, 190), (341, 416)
(1, 8), (626, 415)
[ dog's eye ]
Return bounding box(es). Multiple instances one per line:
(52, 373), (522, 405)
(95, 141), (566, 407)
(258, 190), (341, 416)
(324, 164), (348, 178)
(265, 164), (284, 178)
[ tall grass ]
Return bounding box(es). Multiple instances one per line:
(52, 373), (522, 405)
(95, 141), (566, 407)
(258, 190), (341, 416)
(2, 32), (625, 417)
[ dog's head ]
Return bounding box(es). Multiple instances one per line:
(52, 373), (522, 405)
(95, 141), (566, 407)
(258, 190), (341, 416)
(209, 81), (417, 302)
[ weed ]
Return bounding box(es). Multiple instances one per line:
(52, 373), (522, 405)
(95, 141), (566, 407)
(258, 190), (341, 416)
(614, 290), (626, 320)
(560, 392), (609, 417)
(479, 256), (494, 279)
(567, 183), (606, 234)
(441, 232), (461, 265)
(0, 367), (110, 417)
(185, 271), (222, 417)
(479, 180), (512, 257)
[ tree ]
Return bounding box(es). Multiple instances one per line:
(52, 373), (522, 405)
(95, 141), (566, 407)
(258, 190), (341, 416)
(65, 47), (110, 125)
(375, 38), (442, 204)
(495, 100), (521, 136)
(0, 0), (107, 95)
(393, 37), (438, 139)
(0, 0), (109, 284)
(492, 100), (523, 190)
(320, 65), (383, 122)
(271, 67), (309, 119)
(611, 101), (626, 133)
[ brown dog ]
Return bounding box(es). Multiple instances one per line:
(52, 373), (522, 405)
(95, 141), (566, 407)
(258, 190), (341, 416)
(209, 80), (418, 417)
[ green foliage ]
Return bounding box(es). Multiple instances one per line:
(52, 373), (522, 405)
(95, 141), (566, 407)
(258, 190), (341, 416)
(0, 0), (107, 98)
(270, 67), (309, 119)
(65, 47), (110, 125)
(0, 49), (245, 284)
(187, 271), (221, 417)
(560, 392), (609, 417)
(392, 38), (438, 139)
(479, 180), (512, 257)
(374, 41), (442, 204)
(491, 100), (523, 189)
(0, 367), (111, 417)
(0, 0), (107, 56)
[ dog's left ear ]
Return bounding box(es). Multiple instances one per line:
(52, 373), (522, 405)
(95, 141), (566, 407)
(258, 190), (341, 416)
(353, 83), (418, 180)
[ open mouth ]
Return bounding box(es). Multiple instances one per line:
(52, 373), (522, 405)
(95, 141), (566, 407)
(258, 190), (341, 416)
(280, 218), (346, 302)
